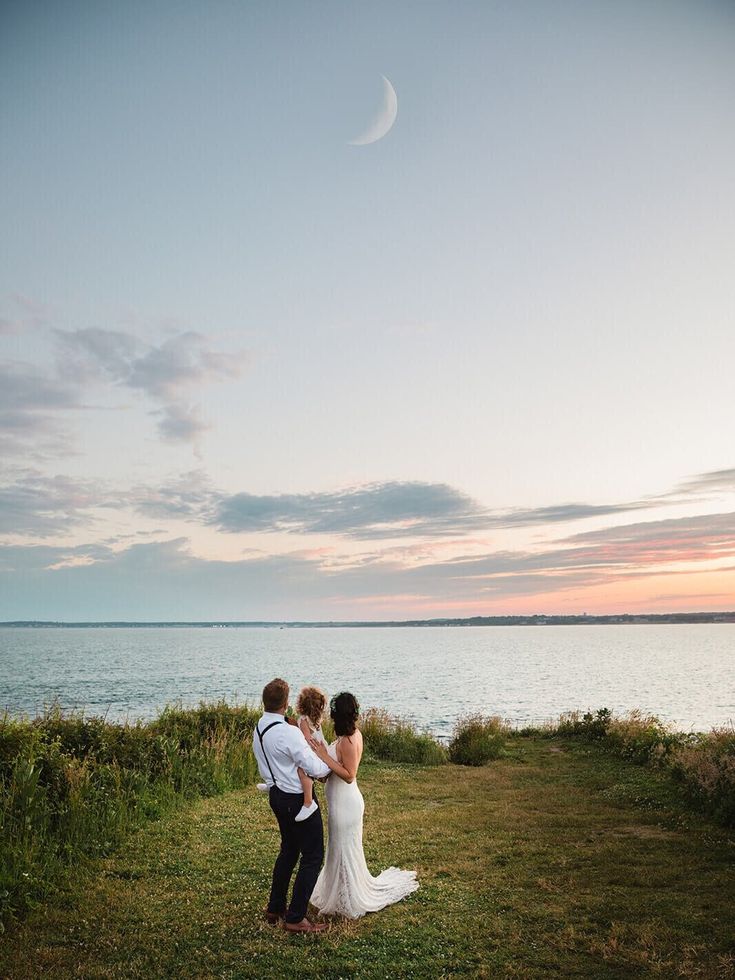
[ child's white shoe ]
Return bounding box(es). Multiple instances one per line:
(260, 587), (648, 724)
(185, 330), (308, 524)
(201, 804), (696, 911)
(295, 800), (318, 822)
(256, 783), (269, 793)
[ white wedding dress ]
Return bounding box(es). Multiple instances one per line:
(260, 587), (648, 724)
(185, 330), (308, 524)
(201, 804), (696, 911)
(310, 740), (419, 919)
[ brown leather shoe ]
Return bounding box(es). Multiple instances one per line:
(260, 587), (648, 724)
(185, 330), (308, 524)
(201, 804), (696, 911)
(284, 918), (328, 934)
(264, 908), (285, 925)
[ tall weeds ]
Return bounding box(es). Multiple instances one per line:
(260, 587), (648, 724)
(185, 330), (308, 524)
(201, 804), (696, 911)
(0, 701), (259, 928)
(449, 714), (509, 765)
(360, 708), (447, 765)
(669, 728), (735, 826)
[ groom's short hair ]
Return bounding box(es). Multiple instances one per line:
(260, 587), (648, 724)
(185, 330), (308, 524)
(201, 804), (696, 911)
(262, 677), (289, 712)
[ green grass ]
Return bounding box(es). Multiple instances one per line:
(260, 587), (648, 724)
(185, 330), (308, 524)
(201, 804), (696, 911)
(523, 708), (735, 826)
(1, 737), (734, 979)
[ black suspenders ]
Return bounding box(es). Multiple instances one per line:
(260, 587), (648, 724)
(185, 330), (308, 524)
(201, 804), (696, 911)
(256, 719), (284, 788)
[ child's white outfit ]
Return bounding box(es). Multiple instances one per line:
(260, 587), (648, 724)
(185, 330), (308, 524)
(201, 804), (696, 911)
(256, 716), (326, 822)
(300, 715), (326, 745)
(294, 716), (324, 822)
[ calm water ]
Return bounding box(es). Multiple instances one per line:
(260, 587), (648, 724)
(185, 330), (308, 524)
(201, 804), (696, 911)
(1, 625), (734, 736)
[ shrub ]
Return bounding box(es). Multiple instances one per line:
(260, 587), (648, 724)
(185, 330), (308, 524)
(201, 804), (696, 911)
(554, 708), (688, 765)
(557, 707), (613, 739)
(0, 701), (258, 928)
(360, 709), (447, 765)
(0, 718), (43, 775)
(603, 710), (689, 765)
(151, 700), (260, 747)
(449, 714), (508, 766)
(669, 727), (735, 825)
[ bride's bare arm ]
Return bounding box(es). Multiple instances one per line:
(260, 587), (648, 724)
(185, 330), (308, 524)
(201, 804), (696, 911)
(311, 733), (361, 783)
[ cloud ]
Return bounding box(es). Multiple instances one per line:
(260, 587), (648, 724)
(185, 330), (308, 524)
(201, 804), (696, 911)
(155, 404), (209, 442)
(0, 361), (78, 455)
(673, 467), (735, 497)
(481, 501), (652, 528)
(55, 327), (139, 382)
(0, 541), (114, 574)
(127, 333), (240, 399)
(0, 537), (593, 619)
(561, 511), (735, 566)
(0, 362), (75, 424)
(0, 470), (125, 537)
(133, 470), (217, 521)
(4, 461), (734, 617)
(3, 505), (734, 619)
(212, 481), (654, 540)
(0, 538), (336, 619)
(153, 466), (731, 542)
(214, 481), (488, 538)
(420, 510), (735, 581)
(55, 327), (247, 443)
(0, 321), (246, 453)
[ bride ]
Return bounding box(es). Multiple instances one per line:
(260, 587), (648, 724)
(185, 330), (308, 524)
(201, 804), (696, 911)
(308, 691), (419, 919)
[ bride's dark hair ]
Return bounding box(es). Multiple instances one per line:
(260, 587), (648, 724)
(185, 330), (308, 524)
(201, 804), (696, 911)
(330, 691), (359, 737)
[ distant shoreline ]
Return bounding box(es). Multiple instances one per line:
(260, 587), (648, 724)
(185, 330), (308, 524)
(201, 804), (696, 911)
(2, 612), (734, 628)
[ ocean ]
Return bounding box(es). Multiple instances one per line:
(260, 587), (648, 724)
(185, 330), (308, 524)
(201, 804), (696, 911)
(1, 624), (733, 736)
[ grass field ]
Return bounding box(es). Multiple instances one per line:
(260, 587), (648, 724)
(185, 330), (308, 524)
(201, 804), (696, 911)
(1, 737), (734, 979)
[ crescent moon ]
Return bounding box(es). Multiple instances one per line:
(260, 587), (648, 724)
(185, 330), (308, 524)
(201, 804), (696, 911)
(348, 75), (398, 146)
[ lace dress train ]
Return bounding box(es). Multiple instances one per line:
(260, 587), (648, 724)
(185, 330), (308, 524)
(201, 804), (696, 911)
(310, 742), (419, 919)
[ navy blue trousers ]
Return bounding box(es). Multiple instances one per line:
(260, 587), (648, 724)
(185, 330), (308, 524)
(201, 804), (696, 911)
(267, 785), (324, 923)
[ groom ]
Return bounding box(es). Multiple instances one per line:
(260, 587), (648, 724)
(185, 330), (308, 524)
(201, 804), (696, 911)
(253, 677), (332, 933)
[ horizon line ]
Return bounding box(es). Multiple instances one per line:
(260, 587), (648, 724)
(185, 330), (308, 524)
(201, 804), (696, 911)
(2, 610), (734, 627)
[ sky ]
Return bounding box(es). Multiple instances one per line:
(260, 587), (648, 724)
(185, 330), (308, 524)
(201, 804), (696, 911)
(1, 0), (734, 620)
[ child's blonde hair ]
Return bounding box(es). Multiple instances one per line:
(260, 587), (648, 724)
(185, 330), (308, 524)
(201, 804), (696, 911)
(296, 686), (327, 727)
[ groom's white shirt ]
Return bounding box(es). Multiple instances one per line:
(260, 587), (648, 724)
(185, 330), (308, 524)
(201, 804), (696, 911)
(253, 711), (331, 794)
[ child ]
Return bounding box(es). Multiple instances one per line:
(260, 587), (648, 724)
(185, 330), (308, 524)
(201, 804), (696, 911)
(294, 685), (327, 822)
(256, 686), (328, 824)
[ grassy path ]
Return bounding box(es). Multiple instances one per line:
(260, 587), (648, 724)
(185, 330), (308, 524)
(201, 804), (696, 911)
(2, 739), (734, 979)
